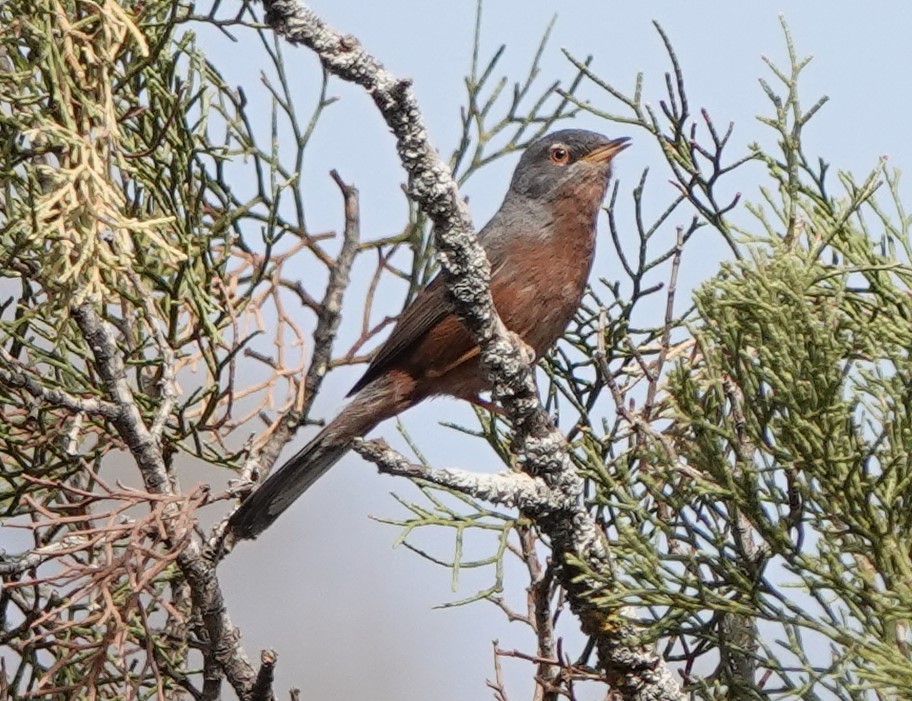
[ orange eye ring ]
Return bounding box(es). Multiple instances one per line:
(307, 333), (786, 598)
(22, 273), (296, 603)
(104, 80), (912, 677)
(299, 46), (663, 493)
(549, 145), (570, 165)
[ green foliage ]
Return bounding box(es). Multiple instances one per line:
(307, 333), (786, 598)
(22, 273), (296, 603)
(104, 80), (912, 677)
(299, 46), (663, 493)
(594, 19), (912, 699)
(0, 0), (234, 500)
(0, 1), (338, 695)
(397, 16), (912, 700)
(669, 240), (912, 692)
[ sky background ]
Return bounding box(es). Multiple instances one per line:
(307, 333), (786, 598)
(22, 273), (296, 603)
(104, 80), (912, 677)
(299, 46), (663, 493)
(208, 3), (912, 699)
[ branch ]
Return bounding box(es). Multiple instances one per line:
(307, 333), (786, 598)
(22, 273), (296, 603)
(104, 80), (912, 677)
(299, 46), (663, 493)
(0, 535), (94, 575)
(233, 169), (362, 494)
(0, 362), (119, 419)
(125, 269), (178, 440)
(71, 302), (259, 700)
(250, 649), (277, 701)
(72, 303), (172, 494)
(257, 2), (685, 698)
(257, 0), (520, 398)
(352, 438), (564, 511)
(520, 526), (560, 699)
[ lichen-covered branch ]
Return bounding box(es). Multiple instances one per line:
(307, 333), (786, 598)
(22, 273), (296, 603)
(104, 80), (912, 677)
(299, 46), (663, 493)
(72, 303), (173, 495)
(352, 438), (564, 510)
(257, 2), (684, 698)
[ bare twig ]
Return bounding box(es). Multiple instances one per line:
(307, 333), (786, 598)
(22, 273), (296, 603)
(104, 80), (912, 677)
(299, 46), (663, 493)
(487, 641), (512, 701)
(519, 525), (560, 701)
(250, 649), (278, 701)
(231, 168), (362, 500)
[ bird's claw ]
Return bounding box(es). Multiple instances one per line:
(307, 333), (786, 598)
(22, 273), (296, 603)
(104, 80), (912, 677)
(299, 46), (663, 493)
(508, 330), (536, 365)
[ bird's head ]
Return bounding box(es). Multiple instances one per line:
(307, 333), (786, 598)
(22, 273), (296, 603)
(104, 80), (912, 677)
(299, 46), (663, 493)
(508, 129), (630, 202)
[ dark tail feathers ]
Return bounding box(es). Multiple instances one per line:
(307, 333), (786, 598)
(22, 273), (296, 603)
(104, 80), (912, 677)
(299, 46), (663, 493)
(228, 427), (350, 540)
(227, 374), (415, 540)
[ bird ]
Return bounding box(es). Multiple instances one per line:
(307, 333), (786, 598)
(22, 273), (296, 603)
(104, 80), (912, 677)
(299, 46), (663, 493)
(228, 129), (629, 540)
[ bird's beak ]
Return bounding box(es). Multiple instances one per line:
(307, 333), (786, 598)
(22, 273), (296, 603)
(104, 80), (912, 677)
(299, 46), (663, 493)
(581, 137), (631, 165)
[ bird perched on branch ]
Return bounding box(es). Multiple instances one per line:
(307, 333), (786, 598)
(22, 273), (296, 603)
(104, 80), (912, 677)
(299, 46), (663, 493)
(229, 129), (629, 540)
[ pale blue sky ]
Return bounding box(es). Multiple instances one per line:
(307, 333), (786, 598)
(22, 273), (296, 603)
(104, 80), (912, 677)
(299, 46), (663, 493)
(214, 3), (912, 699)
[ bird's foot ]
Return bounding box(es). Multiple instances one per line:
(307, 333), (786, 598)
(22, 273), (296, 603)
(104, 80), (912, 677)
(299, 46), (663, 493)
(507, 330), (536, 365)
(467, 395), (506, 416)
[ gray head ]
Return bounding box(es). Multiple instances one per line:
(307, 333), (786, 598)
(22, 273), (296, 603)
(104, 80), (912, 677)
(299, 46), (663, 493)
(509, 129), (630, 201)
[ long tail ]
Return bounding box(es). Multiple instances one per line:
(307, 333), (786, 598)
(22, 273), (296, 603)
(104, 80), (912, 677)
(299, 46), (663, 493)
(228, 374), (414, 540)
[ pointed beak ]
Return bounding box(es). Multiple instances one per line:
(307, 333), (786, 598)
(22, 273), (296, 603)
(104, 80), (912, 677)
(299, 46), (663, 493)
(581, 137), (631, 165)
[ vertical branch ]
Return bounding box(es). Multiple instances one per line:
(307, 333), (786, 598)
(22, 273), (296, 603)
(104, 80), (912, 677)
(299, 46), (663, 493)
(519, 526), (560, 700)
(232, 168), (362, 493)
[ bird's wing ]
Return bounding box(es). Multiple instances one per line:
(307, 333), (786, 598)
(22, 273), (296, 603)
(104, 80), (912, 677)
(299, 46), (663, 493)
(347, 239), (508, 397)
(347, 274), (449, 396)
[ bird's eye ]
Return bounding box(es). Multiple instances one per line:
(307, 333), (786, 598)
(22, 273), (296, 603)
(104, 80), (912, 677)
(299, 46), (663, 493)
(549, 145), (570, 165)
